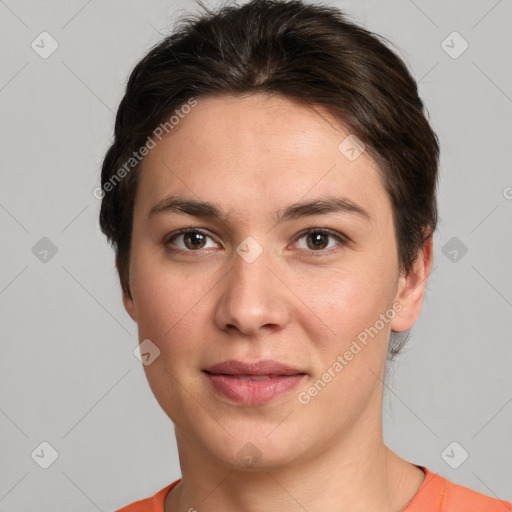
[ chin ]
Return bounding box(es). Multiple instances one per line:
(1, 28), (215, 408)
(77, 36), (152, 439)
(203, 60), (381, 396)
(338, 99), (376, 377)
(202, 426), (307, 472)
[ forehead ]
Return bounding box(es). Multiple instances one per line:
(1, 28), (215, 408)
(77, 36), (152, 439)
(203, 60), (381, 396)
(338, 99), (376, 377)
(136, 93), (389, 222)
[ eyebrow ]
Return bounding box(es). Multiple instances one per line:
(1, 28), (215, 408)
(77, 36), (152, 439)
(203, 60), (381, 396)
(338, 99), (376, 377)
(149, 194), (371, 224)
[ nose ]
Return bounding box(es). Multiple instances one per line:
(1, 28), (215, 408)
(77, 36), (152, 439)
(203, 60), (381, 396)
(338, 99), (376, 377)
(213, 242), (290, 336)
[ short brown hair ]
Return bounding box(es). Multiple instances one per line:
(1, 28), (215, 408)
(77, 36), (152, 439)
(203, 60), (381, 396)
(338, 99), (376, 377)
(99, 0), (439, 355)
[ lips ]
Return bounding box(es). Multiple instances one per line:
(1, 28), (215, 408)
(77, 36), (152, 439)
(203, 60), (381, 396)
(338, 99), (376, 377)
(203, 359), (305, 377)
(203, 360), (306, 405)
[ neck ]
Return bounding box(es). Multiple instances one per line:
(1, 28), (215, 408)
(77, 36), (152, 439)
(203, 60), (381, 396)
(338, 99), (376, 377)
(165, 393), (424, 512)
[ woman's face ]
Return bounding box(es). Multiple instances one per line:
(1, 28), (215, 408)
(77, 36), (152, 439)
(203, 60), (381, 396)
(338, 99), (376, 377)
(123, 93), (427, 470)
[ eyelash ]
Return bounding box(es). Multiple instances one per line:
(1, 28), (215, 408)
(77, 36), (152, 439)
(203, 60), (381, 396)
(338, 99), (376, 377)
(163, 227), (349, 257)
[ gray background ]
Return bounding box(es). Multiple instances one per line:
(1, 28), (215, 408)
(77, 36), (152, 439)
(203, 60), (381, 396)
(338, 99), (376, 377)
(1, 0), (511, 510)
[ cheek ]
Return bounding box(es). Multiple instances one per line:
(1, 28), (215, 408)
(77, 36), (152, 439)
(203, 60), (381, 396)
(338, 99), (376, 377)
(130, 260), (211, 423)
(302, 260), (396, 349)
(131, 237), (196, 316)
(132, 264), (210, 343)
(297, 271), (393, 414)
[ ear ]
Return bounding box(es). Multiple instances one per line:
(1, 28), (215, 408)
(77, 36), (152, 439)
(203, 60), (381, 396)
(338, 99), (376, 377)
(117, 259), (137, 322)
(390, 231), (433, 332)
(122, 285), (137, 322)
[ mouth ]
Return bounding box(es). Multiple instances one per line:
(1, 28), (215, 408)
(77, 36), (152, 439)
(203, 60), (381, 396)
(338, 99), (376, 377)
(202, 360), (307, 405)
(205, 373), (303, 380)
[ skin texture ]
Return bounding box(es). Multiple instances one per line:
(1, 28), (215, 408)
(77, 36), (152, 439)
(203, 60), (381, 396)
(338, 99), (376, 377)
(122, 93), (433, 512)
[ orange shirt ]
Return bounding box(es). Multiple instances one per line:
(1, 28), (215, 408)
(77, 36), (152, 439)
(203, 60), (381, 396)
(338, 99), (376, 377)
(116, 466), (512, 512)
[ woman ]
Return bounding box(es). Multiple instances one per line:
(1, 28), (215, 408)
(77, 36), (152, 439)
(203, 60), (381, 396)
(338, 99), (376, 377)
(98, 0), (512, 510)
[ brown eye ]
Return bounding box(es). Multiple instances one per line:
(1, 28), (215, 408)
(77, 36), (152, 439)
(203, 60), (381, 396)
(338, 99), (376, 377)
(295, 228), (347, 254)
(306, 231), (329, 250)
(166, 229), (218, 252)
(183, 231), (207, 250)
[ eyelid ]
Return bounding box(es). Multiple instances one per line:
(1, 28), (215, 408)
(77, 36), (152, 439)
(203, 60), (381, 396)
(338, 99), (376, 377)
(293, 226), (349, 242)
